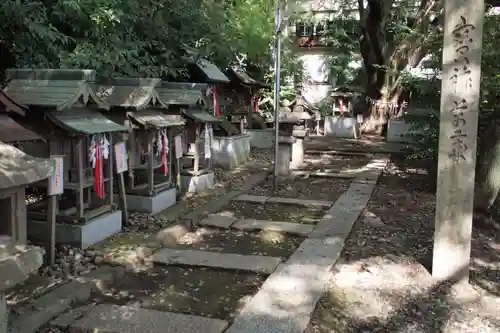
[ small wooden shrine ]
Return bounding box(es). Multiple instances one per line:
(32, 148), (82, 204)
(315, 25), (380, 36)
(96, 78), (186, 214)
(330, 86), (358, 116)
(0, 92), (54, 246)
(4, 69), (128, 248)
(289, 95), (318, 131)
(0, 94), (52, 331)
(178, 106), (221, 193)
(223, 65), (271, 132)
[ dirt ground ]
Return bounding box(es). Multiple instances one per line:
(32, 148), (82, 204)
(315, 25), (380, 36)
(92, 266), (265, 320)
(308, 158), (500, 333)
(170, 228), (303, 258)
(221, 202), (327, 224)
(249, 176), (350, 201)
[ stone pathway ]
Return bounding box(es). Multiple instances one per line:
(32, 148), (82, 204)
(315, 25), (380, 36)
(24, 150), (388, 333)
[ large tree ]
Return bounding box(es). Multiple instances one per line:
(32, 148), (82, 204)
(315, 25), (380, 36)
(352, 0), (443, 134)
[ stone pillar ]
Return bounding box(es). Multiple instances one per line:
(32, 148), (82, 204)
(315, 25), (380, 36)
(291, 129), (309, 169)
(277, 136), (295, 175)
(432, 0), (484, 282)
(0, 293), (6, 333)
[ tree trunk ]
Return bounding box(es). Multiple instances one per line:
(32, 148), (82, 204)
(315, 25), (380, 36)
(355, 0), (441, 136)
(474, 120), (500, 222)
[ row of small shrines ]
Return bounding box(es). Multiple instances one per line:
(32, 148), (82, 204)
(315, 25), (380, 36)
(0, 59), (322, 268)
(0, 61), (269, 256)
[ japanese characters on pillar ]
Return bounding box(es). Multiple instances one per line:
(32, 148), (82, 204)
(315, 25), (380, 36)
(433, 0), (485, 281)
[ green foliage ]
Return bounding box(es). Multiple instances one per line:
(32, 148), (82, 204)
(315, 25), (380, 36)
(407, 11), (500, 161)
(0, 0), (275, 80)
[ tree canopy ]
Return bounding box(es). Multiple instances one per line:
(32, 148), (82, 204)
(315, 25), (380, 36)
(0, 0), (275, 80)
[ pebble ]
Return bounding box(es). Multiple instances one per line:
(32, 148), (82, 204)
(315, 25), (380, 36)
(38, 244), (103, 280)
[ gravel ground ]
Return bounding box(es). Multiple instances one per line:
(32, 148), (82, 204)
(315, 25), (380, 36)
(170, 227), (303, 258)
(249, 176), (351, 201)
(308, 158), (500, 333)
(221, 202), (327, 224)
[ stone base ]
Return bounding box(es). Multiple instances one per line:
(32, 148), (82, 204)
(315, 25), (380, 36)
(247, 128), (274, 149)
(180, 171), (214, 194)
(277, 137), (294, 175)
(387, 119), (419, 143)
(290, 137), (305, 169)
(211, 134), (251, 169)
(126, 187), (176, 215)
(324, 116), (358, 138)
(27, 210), (122, 249)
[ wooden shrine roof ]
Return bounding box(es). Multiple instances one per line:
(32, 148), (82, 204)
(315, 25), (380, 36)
(0, 114), (43, 143)
(128, 110), (185, 129)
(182, 107), (221, 123)
(218, 119), (239, 135)
(4, 69), (109, 110)
(289, 96), (318, 111)
(227, 66), (270, 89)
(0, 141), (54, 189)
(0, 90), (27, 116)
(188, 58), (230, 84)
(156, 82), (206, 106)
(95, 78), (164, 109)
(46, 108), (128, 135)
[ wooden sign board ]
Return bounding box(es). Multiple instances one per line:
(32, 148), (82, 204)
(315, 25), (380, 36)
(47, 155), (64, 196)
(175, 135), (183, 159)
(114, 142), (128, 174)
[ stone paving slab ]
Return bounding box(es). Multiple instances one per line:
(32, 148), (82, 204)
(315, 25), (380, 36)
(232, 219), (314, 236)
(153, 248), (282, 274)
(225, 237), (344, 333)
(199, 214), (238, 229)
(266, 197), (333, 208)
(68, 304), (228, 333)
(232, 194), (270, 203)
(309, 157), (388, 239)
(225, 156), (389, 333)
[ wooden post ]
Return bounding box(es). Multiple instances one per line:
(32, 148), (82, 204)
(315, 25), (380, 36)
(47, 156), (63, 266)
(147, 131), (154, 194)
(432, 0), (485, 282)
(194, 124), (200, 173)
(175, 134), (183, 194)
(240, 117), (245, 134)
(128, 130), (136, 190)
(107, 134), (114, 206)
(47, 195), (56, 265)
(77, 138), (84, 219)
(114, 142), (129, 226)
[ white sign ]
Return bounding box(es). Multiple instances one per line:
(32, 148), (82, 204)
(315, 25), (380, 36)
(48, 156), (64, 196)
(175, 135), (183, 159)
(114, 142), (128, 173)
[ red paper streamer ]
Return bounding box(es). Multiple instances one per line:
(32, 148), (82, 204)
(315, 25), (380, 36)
(162, 133), (168, 176)
(94, 141), (105, 199)
(213, 87), (221, 118)
(252, 94), (259, 113)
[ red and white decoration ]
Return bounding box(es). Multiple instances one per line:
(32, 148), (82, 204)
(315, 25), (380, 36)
(204, 123), (213, 159)
(205, 86), (221, 118)
(155, 129), (169, 176)
(89, 134), (110, 199)
(252, 94), (260, 113)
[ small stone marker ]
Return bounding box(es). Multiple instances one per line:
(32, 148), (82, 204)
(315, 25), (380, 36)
(69, 304), (228, 333)
(433, 0), (484, 282)
(267, 197), (333, 208)
(153, 248), (282, 274)
(232, 219), (314, 236)
(199, 214), (238, 229)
